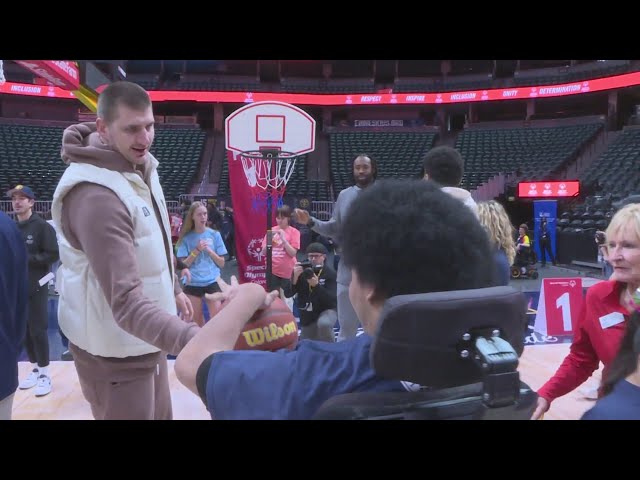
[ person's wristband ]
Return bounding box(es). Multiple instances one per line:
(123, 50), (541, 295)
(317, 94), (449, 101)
(191, 251), (198, 257)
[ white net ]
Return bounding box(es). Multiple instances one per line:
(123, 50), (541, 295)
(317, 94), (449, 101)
(0, 60), (5, 85)
(238, 151), (298, 192)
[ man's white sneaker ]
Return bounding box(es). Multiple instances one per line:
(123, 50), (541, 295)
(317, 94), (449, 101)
(19, 369), (39, 390)
(34, 375), (52, 397)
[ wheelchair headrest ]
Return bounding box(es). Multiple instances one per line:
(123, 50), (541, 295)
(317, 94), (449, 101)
(371, 286), (528, 389)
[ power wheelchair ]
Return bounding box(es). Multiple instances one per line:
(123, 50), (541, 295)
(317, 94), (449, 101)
(511, 245), (539, 280)
(313, 286), (537, 420)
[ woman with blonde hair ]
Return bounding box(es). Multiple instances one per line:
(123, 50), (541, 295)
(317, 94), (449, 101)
(477, 200), (516, 286)
(532, 203), (640, 419)
(176, 201), (227, 326)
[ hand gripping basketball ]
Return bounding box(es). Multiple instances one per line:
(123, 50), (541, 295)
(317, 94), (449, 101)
(206, 277), (299, 352)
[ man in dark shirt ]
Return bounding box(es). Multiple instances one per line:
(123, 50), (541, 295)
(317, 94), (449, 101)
(286, 242), (337, 342)
(8, 185), (59, 397)
(538, 215), (556, 267)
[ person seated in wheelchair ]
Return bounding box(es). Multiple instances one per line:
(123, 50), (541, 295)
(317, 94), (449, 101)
(174, 179), (500, 420)
(515, 224), (535, 275)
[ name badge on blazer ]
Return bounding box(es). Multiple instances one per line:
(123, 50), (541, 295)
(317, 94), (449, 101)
(599, 312), (625, 329)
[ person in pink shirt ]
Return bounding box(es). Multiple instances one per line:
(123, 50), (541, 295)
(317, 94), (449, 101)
(262, 205), (300, 298)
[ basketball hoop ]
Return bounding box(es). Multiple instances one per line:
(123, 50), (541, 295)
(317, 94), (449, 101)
(237, 150), (299, 211)
(225, 100), (316, 292)
(0, 60), (6, 85)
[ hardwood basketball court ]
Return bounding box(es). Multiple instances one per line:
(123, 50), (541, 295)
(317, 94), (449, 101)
(12, 343), (602, 420)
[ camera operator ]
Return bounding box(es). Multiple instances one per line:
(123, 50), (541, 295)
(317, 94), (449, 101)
(287, 243), (337, 343)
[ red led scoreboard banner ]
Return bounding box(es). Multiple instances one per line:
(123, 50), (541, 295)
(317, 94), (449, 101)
(518, 181), (580, 198)
(2, 71), (640, 105)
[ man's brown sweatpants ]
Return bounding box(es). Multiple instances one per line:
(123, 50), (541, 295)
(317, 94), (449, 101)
(69, 343), (172, 420)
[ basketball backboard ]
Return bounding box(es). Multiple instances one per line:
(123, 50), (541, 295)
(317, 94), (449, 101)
(225, 101), (316, 156)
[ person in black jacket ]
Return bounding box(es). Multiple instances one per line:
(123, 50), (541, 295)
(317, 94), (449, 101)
(286, 242), (337, 342)
(0, 211), (29, 420)
(220, 204), (235, 261)
(538, 215), (556, 267)
(8, 185), (59, 397)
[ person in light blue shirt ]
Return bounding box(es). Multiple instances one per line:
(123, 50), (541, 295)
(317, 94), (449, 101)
(176, 201), (227, 326)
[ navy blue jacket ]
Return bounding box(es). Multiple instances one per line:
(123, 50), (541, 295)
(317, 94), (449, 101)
(0, 211), (29, 401)
(493, 248), (511, 286)
(199, 333), (406, 420)
(581, 380), (640, 420)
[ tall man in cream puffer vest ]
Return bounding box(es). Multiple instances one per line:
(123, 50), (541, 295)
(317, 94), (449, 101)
(52, 82), (198, 420)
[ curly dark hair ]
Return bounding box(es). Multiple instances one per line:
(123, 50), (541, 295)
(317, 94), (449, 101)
(341, 179), (495, 299)
(422, 146), (464, 187)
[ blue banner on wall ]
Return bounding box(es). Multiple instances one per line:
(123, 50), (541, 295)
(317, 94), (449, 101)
(533, 200), (557, 264)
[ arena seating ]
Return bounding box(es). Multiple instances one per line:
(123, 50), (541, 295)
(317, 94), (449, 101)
(580, 127), (640, 201)
(0, 124), (66, 199)
(150, 127), (205, 200)
(554, 127), (640, 263)
(328, 130), (437, 193)
(0, 124), (205, 202)
(456, 122), (604, 191)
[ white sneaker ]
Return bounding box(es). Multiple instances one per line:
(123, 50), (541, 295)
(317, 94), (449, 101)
(580, 385), (599, 400)
(34, 375), (52, 397)
(19, 369), (39, 390)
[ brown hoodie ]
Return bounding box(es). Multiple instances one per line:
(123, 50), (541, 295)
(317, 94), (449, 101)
(58, 123), (199, 356)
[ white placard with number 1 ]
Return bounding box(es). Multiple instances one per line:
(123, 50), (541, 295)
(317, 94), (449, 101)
(534, 278), (584, 337)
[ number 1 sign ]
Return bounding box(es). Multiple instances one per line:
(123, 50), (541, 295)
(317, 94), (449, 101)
(534, 278), (584, 337)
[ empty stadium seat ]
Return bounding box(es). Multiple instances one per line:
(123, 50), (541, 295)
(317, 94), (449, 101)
(0, 124), (205, 202)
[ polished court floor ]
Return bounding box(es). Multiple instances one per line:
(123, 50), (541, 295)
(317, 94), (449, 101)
(13, 262), (604, 420)
(12, 343), (602, 420)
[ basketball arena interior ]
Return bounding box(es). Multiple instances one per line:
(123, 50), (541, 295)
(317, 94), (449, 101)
(2, 59), (639, 421)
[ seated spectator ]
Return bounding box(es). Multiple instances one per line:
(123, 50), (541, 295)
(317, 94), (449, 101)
(174, 179), (496, 420)
(515, 224), (532, 275)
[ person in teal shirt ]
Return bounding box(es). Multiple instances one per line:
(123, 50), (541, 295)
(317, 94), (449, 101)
(177, 201), (227, 326)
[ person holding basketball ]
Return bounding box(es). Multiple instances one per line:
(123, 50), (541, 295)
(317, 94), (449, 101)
(175, 179), (496, 420)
